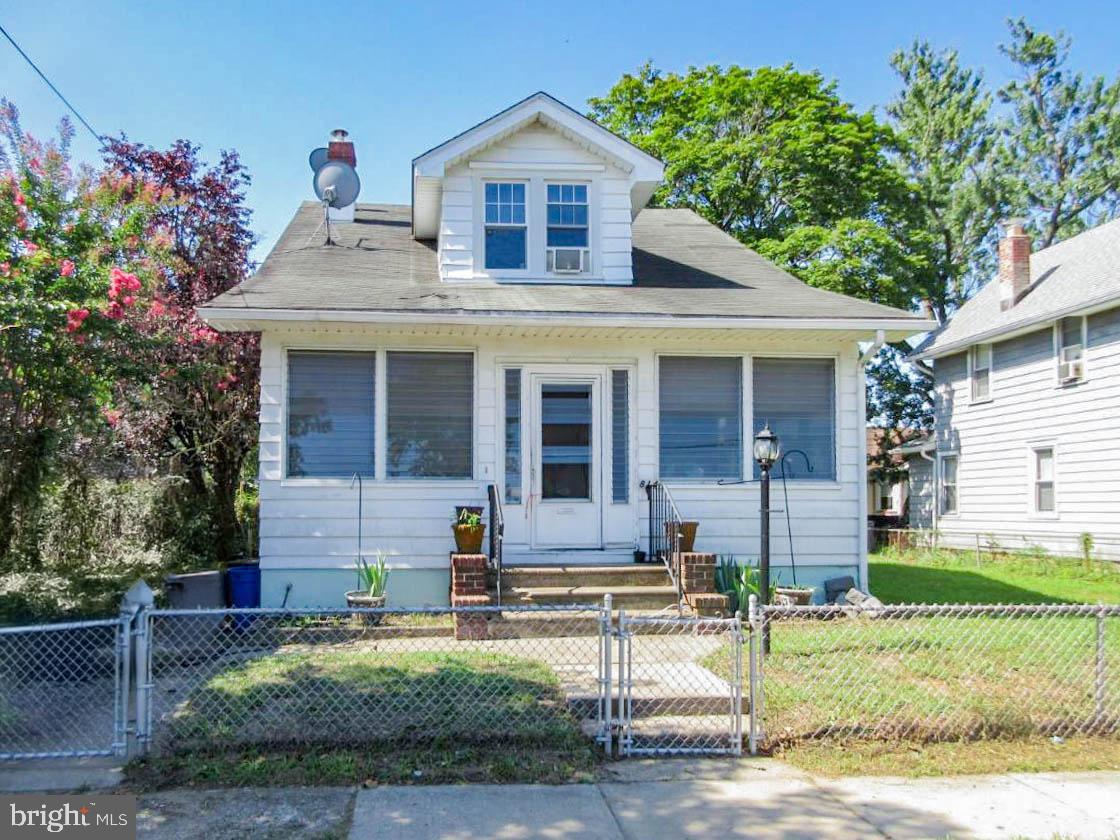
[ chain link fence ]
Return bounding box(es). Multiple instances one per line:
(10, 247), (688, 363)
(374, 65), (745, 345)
(0, 618), (129, 759)
(750, 602), (1120, 750)
(617, 612), (743, 756)
(138, 604), (610, 756)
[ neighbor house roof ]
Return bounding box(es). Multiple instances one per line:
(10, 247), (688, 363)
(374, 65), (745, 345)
(201, 203), (931, 334)
(914, 218), (1120, 360)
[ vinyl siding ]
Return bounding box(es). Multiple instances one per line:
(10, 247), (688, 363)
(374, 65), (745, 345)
(916, 304), (1120, 556)
(257, 327), (867, 576)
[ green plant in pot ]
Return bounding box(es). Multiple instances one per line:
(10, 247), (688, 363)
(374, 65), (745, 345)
(346, 551), (389, 624)
(774, 584), (814, 605)
(452, 508), (486, 554)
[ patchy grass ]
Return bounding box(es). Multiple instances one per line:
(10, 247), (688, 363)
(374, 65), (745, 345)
(869, 547), (1120, 605)
(776, 736), (1120, 778)
(162, 649), (583, 751)
(126, 739), (600, 790)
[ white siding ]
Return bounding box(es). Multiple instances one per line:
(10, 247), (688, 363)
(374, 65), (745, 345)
(257, 327), (867, 575)
(920, 305), (1120, 556)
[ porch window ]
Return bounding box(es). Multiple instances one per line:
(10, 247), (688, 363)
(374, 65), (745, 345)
(970, 343), (992, 401)
(387, 352), (473, 478)
(504, 368), (522, 503)
(611, 369), (629, 502)
(286, 351), (375, 478)
(658, 356), (742, 480)
(484, 182), (527, 270)
(1032, 446), (1055, 513)
(752, 358), (836, 480)
(939, 454), (958, 515)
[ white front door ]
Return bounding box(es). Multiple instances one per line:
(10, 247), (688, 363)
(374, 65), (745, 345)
(530, 373), (603, 549)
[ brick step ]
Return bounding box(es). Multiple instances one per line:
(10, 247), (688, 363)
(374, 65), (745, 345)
(495, 564), (672, 589)
(502, 584), (681, 610)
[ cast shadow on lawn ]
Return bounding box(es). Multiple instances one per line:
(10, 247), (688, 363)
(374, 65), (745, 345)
(869, 562), (1075, 605)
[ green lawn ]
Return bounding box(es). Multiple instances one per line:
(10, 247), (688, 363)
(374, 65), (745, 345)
(869, 547), (1120, 605)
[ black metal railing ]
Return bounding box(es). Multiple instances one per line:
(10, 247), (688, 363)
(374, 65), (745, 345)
(642, 480), (684, 613)
(487, 484), (504, 606)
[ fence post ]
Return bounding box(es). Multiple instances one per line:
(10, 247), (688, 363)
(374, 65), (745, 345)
(733, 611), (743, 757)
(747, 594), (760, 755)
(975, 533), (982, 567)
(600, 594), (613, 754)
(119, 581), (154, 758)
(1096, 606), (1107, 730)
(113, 608), (132, 757)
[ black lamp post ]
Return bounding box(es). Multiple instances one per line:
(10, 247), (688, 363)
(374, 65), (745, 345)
(753, 425), (780, 652)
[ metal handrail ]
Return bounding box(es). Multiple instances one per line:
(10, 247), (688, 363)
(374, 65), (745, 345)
(488, 484), (504, 606)
(642, 480), (685, 614)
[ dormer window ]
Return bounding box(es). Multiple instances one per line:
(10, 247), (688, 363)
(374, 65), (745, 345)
(484, 182), (527, 270)
(546, 183), (589, 274)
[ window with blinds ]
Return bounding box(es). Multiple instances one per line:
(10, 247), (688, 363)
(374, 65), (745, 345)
(752, 358), (836, 480)
(504, 368), (522, 503)
(658, 356), (742, 480)
(286, 351), (375, 478)
(387, 351), (473, 478)
(611, 369), (629, 502)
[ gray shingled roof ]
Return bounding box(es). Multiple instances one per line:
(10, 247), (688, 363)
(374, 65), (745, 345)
(917, 218), (1120, 359)
(201, 202), (924, 323)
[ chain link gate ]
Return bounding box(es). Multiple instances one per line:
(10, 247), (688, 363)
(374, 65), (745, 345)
(0, 617), (131, 759)
(615, 610), (743, 756)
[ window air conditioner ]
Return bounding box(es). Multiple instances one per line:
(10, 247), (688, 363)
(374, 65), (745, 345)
(547, 247), (589, 274)
(1059, 345), (1084, 383)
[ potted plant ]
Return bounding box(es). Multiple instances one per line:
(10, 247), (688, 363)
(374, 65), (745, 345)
(346, 551), (389, 624)
(666, 520), (700, 552)
(774, 584), (814, 606)
(452, 508), (486, 554)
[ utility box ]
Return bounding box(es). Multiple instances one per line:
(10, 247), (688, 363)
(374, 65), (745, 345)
(165, 570), (225, 609)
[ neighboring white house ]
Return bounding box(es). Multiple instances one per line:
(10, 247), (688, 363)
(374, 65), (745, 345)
(906, 218), (1120, 559)
(200, 92), (932, 607)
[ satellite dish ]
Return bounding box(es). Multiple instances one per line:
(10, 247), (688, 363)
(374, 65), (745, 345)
(308, 147), (329, 173)
(313, 160), (361, 209)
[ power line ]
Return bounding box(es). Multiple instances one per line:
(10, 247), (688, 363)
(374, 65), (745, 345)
(0, 22), (103, 144)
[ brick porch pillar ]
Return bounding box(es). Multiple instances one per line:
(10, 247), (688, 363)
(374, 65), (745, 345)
(679, 552), (730, 617)
(450, 553), (491, 640)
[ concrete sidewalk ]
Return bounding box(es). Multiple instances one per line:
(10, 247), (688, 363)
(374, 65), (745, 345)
(348, 760), (1120, 840)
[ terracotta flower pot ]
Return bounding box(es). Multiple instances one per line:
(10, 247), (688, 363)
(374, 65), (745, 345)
(774, 586), (813, 606)
(666, 521), (699, 553)
(345, 591), (386, 625)
(453, 523), (486, 554)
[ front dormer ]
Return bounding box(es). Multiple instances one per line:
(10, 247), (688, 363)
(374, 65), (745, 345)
(412, 92), (664, 285)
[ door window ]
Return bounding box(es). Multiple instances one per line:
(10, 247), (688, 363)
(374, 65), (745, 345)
(541, 384), (592, 500)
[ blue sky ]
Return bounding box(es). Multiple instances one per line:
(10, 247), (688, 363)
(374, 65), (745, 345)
(3, 1), (1117, 259)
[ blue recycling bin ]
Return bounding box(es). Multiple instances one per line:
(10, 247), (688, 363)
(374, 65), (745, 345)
(227, 563), (261, 629)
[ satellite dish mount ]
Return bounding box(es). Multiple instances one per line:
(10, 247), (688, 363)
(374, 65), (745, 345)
(310, 133), (361, 246)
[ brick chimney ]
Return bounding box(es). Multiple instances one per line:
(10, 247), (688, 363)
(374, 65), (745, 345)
(998, 218), (1031, 310)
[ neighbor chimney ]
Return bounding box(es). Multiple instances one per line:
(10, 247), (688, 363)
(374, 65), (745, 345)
(998, 218), (1031, 310)
(327, 128), (356, 168)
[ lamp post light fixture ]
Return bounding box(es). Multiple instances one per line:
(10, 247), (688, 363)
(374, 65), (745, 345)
(753, 424), (780, 653)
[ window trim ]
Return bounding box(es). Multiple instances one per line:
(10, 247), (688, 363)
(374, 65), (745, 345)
(653, 350), (842, 486)
(1027, 441), (1059, 518)
(937, 451), (959, 517)
(482, 180), (528, 272)
(1053, 315), (1088, 387)
(968, 343), (994, 404)
(545, 181), (591, 276)
(281, 343), (480, 486)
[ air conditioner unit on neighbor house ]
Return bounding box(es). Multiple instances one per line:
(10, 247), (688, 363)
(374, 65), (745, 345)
(1059, 344), (1084, 383)
(547, 247), (590, 274)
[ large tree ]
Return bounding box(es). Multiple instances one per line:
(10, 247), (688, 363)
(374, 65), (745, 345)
(102, 139), (259, 565)
(1000, 18), (1120, 246)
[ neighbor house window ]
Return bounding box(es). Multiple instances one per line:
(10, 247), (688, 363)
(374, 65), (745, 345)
(1057, 316), (1085, 384)
(546, 183), (589, 273)
(970, 343), (992, 401)
(939, 454), (958, 515)
(484, 182), (527, 270)
(1032, 446), (1055, 513)
(611, 369), (629, 502)
(878, 481), (893, 512)
(387, 352), (473, 478)
(658, 356), (742, 480)
(504, 368), (522, 503)
(752, 358), (836, 480)
(286, 351), (375, 478)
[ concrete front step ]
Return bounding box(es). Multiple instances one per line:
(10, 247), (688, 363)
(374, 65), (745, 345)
(502, 584), (680, 610)
(497, 563), (671, 589)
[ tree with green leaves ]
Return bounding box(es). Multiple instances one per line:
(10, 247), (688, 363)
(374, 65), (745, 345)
(1000, 18), (1120, 247)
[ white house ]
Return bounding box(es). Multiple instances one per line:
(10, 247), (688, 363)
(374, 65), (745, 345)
(200, 92), (932, 607)
(906, 218), (1120, 559)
